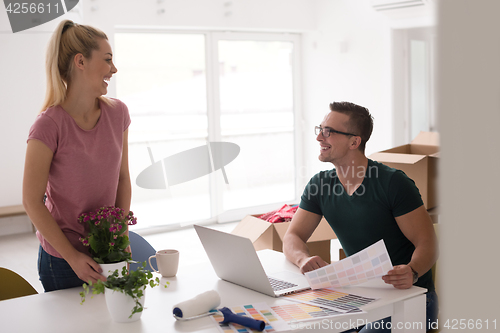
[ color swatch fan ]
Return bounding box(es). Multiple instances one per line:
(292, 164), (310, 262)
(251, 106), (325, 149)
(305, 239), (393, 289)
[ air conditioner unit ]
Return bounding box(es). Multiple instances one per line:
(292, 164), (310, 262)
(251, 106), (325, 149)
(371, 0), (429, 11)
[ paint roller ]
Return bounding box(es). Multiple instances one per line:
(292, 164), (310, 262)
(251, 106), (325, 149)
(172, 290), (266, 331)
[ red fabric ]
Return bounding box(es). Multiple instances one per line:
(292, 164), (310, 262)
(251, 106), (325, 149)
(259, 204), (298, 223)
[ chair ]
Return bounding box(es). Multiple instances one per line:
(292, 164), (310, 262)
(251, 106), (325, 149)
(129, 231), (157, 272)
(0, 268), (38, 301)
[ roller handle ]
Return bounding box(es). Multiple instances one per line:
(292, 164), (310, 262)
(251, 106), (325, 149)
(219, 307), (266, 332)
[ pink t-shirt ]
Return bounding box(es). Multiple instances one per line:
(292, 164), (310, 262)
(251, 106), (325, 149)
(27, 98), (131, 258)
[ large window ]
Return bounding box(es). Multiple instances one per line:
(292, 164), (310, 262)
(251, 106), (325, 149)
(115, 31), (301, 230)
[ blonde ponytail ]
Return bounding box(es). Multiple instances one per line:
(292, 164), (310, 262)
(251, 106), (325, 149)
(40, 20), (113, 113)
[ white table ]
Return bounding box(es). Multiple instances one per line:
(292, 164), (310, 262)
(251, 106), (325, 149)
(0, 250), (426, 333)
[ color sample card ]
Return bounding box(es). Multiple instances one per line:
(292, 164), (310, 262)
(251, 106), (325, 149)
(305, 239), (393, 289)
(212, 303), (290, 333)
(271, 303), (363, 323)
(283, 288), (377, 313)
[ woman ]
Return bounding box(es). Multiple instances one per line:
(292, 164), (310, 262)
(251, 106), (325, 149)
(22, 20), (132, 292)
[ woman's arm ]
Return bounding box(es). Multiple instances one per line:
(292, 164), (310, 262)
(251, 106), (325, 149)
(114, 129), (131, 215)
(114, 129), (132, 253)
(22, 139), (105, 284)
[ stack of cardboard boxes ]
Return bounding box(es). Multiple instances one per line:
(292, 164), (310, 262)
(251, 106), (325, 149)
(369, 131), (439, 210)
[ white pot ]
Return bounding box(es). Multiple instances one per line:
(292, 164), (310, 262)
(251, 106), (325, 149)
(104, 287), (146, 323)
(100, 261), (127, 277)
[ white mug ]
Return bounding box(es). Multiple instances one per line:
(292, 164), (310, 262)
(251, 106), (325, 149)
(148, 249), (179, 277)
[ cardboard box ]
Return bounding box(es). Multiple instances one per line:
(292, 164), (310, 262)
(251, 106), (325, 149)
(369, 131), (439, 209)
(232, 214), (337, 263)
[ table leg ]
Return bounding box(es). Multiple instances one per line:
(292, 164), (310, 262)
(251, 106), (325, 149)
(392, 294), (426, 333)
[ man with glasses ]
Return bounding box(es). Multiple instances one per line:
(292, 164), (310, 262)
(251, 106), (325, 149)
(283, 101), (438, 332)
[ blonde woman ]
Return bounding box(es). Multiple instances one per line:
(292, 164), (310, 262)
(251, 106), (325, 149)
(22, 20), (131, 292)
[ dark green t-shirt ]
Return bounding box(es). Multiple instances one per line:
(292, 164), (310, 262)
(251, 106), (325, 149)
(299, 159), (434, 292)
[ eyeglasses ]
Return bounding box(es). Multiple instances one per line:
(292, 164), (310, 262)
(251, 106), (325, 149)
(315, 126), (358, 138)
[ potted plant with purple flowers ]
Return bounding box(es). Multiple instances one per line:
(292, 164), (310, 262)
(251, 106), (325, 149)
(78, 206), (137, 275)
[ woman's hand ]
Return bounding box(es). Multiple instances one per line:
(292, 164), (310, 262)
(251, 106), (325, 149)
(67, 251), (106, 284)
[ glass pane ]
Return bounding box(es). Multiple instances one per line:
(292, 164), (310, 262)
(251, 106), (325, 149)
(218, 40), (295, 210)
(410, 39), (429, 139)
(115, 33), (210, 228)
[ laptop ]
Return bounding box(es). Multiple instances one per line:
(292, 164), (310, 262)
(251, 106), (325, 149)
(194, 224), (310, 297)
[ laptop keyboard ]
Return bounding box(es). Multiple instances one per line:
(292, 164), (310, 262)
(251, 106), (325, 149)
(268, 276), (298, 291)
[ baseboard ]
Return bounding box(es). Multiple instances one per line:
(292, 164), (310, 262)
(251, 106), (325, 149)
(0, 215), (34, 237)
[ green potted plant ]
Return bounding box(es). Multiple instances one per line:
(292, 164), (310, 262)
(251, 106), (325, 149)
(78, 206), (137, 275)
(80, 262), (168, 322)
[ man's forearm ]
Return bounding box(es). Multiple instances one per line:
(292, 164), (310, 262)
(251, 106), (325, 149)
(408, 240), (438, 277)
(283, 233), (311, 267)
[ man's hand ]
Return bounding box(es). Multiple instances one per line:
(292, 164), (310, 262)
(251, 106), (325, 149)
(298, 256), (328, 274)
(67, 251), (107, 284)
(382, 265), (414, 289)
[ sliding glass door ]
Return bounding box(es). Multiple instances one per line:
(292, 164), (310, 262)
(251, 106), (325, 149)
(115, 31), (301, 229)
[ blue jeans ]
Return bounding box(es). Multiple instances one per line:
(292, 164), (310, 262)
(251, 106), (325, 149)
(38, 245), (86, 292)
(356, 291), (439, 333)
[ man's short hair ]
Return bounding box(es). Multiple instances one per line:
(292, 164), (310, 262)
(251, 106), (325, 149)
(329, 101), (374, 153)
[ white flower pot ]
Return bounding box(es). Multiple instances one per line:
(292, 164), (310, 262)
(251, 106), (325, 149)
(100, 261), (127, 277)
(104, 288), (146, 323)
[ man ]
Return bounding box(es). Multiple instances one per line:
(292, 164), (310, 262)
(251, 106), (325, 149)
(283, 101), (438, 332)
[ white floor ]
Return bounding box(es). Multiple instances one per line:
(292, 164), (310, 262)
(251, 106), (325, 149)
(0, 223), (341, 294)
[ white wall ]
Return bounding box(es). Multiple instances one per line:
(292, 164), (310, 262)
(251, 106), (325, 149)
(0, 32), (50, 207)
(300, 0), (393, 178)
(82, 0), (316, 32)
